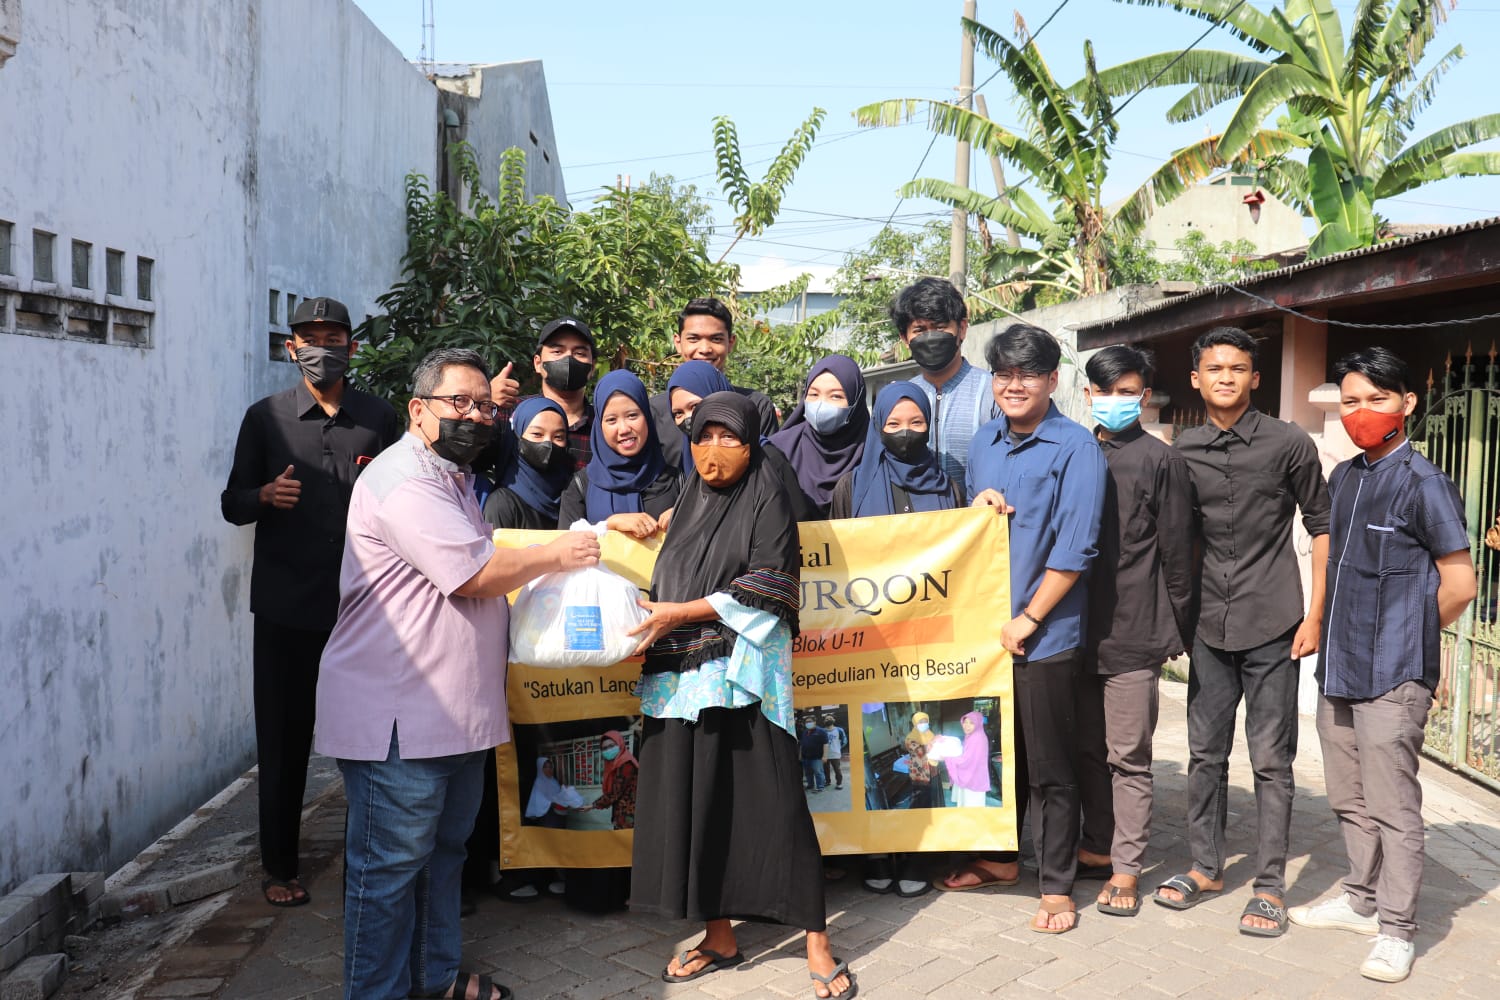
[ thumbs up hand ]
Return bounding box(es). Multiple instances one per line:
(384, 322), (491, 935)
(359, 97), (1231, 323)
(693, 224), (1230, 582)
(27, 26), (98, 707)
(260, 464), (302, 509)
(491, 361), (520, 411)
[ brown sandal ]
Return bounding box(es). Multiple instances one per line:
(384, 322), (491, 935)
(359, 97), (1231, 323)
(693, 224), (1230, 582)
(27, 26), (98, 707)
(1031, 896), (1077, 934)
(936, 861), (1020, 892)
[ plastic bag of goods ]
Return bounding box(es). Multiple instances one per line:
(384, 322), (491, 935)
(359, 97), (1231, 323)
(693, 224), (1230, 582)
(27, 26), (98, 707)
(509, 531), (648, 667)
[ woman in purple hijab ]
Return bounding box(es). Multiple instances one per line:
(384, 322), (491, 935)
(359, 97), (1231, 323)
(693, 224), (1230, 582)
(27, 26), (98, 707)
(946, 711), (992, 807)
(768, 355), (869, 517)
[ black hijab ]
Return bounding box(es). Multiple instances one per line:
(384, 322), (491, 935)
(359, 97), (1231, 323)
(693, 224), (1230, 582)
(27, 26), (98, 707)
(644, 392), (801, 675)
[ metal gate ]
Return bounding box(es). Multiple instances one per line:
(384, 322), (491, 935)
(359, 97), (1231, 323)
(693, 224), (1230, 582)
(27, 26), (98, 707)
(1409, 347), (1500, 790)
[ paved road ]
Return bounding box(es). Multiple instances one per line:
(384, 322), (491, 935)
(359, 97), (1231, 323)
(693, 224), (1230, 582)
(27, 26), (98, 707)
(73, 681), (1500, 999)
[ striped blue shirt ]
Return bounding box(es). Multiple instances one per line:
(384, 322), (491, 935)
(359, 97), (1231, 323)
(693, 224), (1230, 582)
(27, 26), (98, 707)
(909, 359), (998, 486)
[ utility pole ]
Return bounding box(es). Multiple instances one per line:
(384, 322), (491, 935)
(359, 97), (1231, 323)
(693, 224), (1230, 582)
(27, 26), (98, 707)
(949, 1), (977, 291)
(974, 94), (1020, 250)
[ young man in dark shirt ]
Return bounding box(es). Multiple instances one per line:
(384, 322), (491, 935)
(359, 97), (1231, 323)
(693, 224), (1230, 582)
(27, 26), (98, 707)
(1288, 347), (1476, 982)
(1076, 346), (1196, 919)
(1156, 327), (1330, 937)
(530, 316), (597, 471)
(220, 297), (399, 906)
(649, 297), (779, 466)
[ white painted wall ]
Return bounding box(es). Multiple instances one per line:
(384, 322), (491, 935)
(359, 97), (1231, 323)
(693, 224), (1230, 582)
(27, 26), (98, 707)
(0, 0), (557, 891)
(1138, 181), (1307, 257)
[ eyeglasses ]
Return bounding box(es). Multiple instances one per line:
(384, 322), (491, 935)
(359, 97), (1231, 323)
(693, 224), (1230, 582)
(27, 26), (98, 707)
(991, 369), (1046, 389)
(419, 394), (502, 420)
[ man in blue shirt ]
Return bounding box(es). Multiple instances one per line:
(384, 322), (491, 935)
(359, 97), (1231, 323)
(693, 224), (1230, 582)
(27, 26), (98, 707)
(1289, 348), (1475, 983)
(935, 323), (1106, 935)
(891, 278), (997, 487)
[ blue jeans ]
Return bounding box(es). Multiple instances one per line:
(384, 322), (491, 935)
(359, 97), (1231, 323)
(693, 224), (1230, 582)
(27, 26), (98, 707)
(801, 759), (824, 789)
(338, 726), (487, 1000)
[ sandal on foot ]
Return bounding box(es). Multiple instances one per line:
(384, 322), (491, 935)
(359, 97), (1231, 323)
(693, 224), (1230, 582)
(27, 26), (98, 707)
(261, 877), (310, 908)
(810, 958), (858, 999)
(936, 861), (1019, 892)
(1153, 873), (1220, 911)
(661, 948), (744, 983)
(1031, 897), (1077, 935)
(415, 970), (512, 1000)
(1239, 895), (1288, 938)
(1097, 883), (1141, 917)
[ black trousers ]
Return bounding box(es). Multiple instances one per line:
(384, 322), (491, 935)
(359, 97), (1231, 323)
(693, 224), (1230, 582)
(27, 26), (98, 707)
(252, 616), (328, 880)
(985, 649), (1083, 895)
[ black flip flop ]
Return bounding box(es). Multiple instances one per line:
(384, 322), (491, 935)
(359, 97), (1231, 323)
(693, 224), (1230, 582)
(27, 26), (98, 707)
(661, 948), (744, 983)
(810, 957), (858, 999)
(412, 970), (512, 1000)
(1239, 895), (1289, 937)
(261, 877), (310, 908)
(1152, 872), (1221, 911)
(1097, 883), (1142, 917)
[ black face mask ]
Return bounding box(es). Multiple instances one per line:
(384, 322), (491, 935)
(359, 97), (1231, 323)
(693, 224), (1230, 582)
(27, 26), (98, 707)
(292, 344), (350, 388)
(676, 416), (693, 438)
(431, 417), (493, 467)
(541, 356), (593, 392)
(881, 428), (930, 464)
(908, 330), (960, 372)
(519, 437), (570, 473)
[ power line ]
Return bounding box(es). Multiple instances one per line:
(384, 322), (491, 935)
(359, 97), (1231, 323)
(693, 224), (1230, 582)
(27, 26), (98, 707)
(1222, 282), (1500, 329)
(972, 0), (1073, 96)
(1105, 0), (1250, 126)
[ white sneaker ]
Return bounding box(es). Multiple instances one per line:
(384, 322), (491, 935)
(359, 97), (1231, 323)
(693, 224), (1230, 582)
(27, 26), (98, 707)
(1360, 934), (1415, 983)
(1287, 893), (1379, 935)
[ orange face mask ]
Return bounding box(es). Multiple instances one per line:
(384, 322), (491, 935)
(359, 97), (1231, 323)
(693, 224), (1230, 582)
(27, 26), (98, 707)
(1341, 407), (1404, 451)
(690, 442), (751, 487)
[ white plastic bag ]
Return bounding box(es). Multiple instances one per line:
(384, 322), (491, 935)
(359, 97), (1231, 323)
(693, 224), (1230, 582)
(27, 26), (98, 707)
(508, 521), (649, 667)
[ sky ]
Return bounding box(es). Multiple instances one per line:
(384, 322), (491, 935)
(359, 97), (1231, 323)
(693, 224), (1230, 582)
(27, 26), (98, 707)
(350, 1), (1500, 288)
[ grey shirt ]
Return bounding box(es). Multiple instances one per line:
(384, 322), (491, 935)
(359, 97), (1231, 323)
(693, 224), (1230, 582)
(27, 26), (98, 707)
(1175, 408), (1331, 652)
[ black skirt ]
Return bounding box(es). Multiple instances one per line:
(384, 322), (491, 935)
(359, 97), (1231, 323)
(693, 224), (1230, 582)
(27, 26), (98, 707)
(631, 704), (827, 930)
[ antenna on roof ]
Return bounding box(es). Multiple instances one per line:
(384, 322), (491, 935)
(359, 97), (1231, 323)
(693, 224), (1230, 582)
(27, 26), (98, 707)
(419, 0), (436, 77)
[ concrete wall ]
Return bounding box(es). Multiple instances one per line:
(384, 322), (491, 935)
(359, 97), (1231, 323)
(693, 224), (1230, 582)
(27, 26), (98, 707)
(436, 61), (568, 205)
(0, 0), (551, 892)
(1137, 180), (1306, 257)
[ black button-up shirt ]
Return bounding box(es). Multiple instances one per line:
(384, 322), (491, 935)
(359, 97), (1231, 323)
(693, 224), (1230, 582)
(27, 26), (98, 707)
(1318, 443), (1469, 699)
(1175, 408), (1331, 652)
(221, 382), (399, 630)
(1088, 425), (1197, 673)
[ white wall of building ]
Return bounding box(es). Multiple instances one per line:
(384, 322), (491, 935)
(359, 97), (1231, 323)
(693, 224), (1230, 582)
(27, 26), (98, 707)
(0, 0), (555, 891)
(1137, 180), (1307, 257)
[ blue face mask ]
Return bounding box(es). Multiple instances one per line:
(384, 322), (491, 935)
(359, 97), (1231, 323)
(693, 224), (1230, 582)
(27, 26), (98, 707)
(601, 745), (620, 761)
(1091, 395), (1143, 433)
(805, 399), (854, 435)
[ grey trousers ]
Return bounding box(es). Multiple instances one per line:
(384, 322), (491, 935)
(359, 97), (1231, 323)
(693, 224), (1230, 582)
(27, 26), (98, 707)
(1317, 682), (1433, 941)
(1078, 667), (1161, 875)
(1186, 629), (1299, 896)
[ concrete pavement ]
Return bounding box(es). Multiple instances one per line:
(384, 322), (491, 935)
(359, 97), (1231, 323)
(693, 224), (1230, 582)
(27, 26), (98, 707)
(61, 680), (1500, 999)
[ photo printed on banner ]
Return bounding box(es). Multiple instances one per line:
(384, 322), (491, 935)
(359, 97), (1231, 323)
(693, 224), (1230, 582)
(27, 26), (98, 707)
(515, 715), (641, 832)
(862, 698), (1004, 811)
(796, 704), (853, 813)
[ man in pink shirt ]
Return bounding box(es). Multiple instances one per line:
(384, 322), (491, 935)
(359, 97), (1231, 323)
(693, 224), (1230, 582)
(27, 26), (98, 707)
(316, 347), (599, 1000)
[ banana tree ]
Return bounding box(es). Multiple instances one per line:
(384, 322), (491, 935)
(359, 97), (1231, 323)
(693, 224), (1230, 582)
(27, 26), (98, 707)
(857, 15), (1296, 297)
(1098, 0), (1500, 256)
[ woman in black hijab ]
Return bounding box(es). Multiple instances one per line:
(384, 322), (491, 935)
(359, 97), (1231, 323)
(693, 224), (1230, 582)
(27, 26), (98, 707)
(626, 392), (855, 999)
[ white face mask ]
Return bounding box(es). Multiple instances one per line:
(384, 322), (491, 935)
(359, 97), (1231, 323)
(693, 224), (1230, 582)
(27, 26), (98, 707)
(915, 721), (930, 733)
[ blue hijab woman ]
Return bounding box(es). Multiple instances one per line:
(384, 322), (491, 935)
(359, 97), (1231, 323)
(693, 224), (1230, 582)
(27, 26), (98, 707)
(663, 361), (733, 475)
(829, 381), (963, 518)
(557, 370), (681, 535)
(483, 397), (574, 530)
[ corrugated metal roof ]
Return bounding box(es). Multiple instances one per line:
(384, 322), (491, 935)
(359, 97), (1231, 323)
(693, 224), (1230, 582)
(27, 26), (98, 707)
(1075, 215), (1500, 332)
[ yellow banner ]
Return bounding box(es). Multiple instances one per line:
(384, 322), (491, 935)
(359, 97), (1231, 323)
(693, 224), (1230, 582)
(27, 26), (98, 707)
(496, 506), (1014, 869)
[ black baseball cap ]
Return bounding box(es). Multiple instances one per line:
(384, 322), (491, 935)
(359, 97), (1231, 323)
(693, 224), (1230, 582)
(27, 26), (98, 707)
(535, 316), (596, 353)
(290, 296), (352, 331)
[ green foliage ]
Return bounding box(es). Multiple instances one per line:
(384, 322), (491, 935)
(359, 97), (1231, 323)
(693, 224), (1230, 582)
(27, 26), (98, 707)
(856, 14), (1273, 303)
(713, 107), (826, 261)
(1098, 0), (1500, 257)
(827, 222), (995, 355)
(1113, 230), (1278, 284)
(352, 146), (736, 408)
